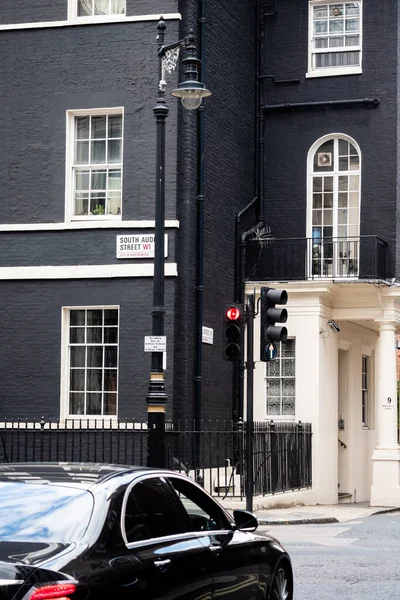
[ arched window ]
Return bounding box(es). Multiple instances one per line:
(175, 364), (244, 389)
(307, 135), (361, 278)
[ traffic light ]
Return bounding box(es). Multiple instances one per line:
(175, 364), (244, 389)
(223, 304), (244, 361)
(260, 287), (288, 362)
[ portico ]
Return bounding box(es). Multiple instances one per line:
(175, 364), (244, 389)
(249, 281), (400, 506)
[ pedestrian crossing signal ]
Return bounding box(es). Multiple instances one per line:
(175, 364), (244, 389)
(260, 287), (288, 362)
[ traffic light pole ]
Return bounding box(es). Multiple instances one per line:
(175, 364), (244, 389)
(245, 294), (254, 513)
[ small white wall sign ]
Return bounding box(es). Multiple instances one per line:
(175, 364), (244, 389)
(202, 326), (214, 345)
(144, 336), (167, 352)
(117, 234), (168, 259)
(382, 396), (394, 410)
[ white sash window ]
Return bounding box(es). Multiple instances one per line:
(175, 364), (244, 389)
(308, 2), (362, 77)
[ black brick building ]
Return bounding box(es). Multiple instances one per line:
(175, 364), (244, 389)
(244, 0), (400, 507)
(3, 0), (400, 507)
(0, 0), (256, 425)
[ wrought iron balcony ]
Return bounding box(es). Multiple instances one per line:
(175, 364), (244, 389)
(245, 236), (387, 282)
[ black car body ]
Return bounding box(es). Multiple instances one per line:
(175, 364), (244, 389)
(0, 463), (292, 600)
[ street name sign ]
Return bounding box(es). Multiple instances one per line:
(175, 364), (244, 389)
(117, 234), (168, 259)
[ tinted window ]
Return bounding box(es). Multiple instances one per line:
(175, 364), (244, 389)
(126, 477), (185, 540)
(0, 482), (93, 543)
(166, 477), (231, 532)
(124, 493), (148, 543)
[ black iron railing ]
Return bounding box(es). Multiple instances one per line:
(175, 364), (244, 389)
(246, 236), (387, 282)
(0, 419), (148, 466)
(252, 421), (312, 495)
(0, 418), (312, 499)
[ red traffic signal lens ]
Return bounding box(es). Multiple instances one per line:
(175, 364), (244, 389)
(225, 306), (241, 321)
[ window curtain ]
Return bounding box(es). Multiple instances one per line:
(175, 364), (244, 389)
(315, 51), (360, 68)
(94, 0), (110, 14)
(78, 0), (93, 15)
(78, 0), (125, 16)
(110, 0), (125, 13)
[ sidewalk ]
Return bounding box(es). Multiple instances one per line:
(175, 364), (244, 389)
(220, 501), (400, 525)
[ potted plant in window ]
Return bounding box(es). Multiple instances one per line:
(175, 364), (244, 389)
(92, 204), (105, 216)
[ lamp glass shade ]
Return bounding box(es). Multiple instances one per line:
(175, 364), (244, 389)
(181, 94), (203, 110)
(171, 81), (212, 111)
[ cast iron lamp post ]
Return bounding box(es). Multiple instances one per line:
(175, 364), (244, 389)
(146, 18), (211, 468)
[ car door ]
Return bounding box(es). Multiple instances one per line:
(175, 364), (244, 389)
(121, 475), (214, 600)
(164, 476), (261, 600)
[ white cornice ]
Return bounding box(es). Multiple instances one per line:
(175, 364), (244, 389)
(0, 264), (177, 280)
(0, 220), (179, 232)
(0, 13), (181, 32)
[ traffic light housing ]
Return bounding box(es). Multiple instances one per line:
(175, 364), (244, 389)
(260, 287), (288, 362)
(223, 304), (244, 361)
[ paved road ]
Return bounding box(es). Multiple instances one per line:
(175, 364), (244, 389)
(260, 511), (400, 600)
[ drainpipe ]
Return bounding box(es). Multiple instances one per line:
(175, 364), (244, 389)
(264, 98), (380, 111)
(194, 0), (206, 479)
(233, 0), (266, 421)
(258, 1), (265, 224)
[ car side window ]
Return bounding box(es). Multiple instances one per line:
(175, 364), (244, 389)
(124, 477), (185, 543)
(123, 492), (148, 543)
(166, 477), (232, 533)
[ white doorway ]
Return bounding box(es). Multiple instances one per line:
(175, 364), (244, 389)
(338, 348), (351, 499)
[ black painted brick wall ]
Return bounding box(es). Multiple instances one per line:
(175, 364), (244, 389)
(0, 229), (176, 267)
(0, 0), (67, 24)
(262, 0), (398, 278)
(0, 20), (180, 224)
(201, 0), (256, 422)
(0, 1), (178, 24)
(0, 278), (175, 420)
(172, 0), (256, 423)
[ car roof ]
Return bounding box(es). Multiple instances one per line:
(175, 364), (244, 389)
(0, 462), (153, 488)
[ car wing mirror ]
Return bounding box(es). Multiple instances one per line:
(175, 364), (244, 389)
(233, 510), (258, 532)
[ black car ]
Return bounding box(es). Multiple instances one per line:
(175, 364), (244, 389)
(0, 463), (292, 600)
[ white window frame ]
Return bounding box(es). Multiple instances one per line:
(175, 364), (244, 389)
(306, 133), (362, 279)
(264, 339), (296, 421)
(60, 305), (120, 421)
(307, 1), (363, 78)
(65, 107), (124, 223)
(68, 0), (127, 22)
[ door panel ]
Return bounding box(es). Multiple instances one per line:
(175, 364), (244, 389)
(338, 349), (350, 496)
(204, 531), (260, 600)
(129, 536), (213, 600)
(164, 476), (260, 600)
(122, 476), (214, 600)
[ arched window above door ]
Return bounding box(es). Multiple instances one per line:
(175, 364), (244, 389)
(307, 135), (361, 278)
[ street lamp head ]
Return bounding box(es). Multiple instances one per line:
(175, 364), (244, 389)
(171, 29), (212, 110)
(171, 81), (212, 110)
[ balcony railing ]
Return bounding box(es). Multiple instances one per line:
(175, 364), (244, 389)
(245, 236), (387, 282)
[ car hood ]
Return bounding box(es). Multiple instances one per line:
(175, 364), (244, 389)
(0, 541), (72, 565)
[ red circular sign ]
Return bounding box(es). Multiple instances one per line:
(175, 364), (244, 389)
(225, 306), (241, 321)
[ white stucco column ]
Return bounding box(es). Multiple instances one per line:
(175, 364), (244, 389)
(370, 321), (400, 506)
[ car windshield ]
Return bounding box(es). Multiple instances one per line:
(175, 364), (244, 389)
(0, 482), (94, 543)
